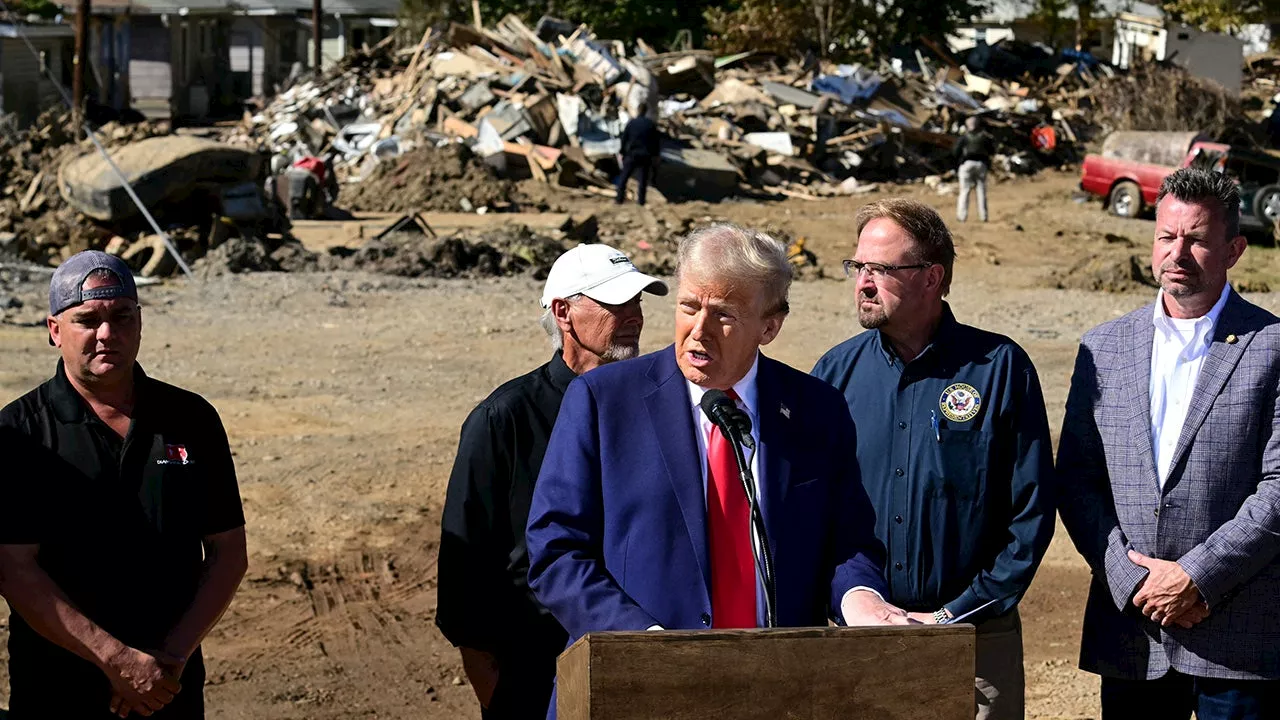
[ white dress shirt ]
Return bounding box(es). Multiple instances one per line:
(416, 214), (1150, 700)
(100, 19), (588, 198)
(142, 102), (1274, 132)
(1150, 285), (1230, 488)
(660, 354), (878, 630)
(686, 355), (768, 627)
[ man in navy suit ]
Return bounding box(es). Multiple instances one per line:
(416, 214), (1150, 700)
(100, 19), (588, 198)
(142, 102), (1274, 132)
(527, 224), (905, 706)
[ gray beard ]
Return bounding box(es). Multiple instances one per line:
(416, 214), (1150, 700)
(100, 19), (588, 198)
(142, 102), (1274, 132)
(858, 306), (888, 329)
(601, 343), (640, 363)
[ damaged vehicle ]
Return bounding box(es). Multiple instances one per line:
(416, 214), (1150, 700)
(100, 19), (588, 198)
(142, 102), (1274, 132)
(1080, 130), (1280, 232)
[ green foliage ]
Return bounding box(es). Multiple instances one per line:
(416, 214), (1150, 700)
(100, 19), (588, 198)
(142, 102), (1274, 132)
(705, 0), (986, 60)
(396, 0), (984, 60)
(1027, 0), (1074, 48)
(550, 0), (731, 47)
(396, 0), (732, 49)
(1160, 0), (1272, 33)
(703, 0), (814, 56)
(3, 0), (60, 19)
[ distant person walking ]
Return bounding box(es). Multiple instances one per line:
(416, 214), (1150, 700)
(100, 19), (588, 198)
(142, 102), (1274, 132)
(615, 102), (662, 206)
(955, 116), (994, 223)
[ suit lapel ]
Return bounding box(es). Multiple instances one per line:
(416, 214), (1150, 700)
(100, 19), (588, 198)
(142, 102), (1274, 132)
(643, 348), (711, 600)
(1123, 308), (1160, 492)
(1165, 293), (1253, 488)
(755, 356), (791, 547)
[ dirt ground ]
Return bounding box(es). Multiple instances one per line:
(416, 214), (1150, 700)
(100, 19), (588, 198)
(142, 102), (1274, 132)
(2, 169), (1279, 720)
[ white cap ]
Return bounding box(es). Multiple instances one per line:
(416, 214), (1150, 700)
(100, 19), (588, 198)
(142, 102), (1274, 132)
(541, 244), (668, 309)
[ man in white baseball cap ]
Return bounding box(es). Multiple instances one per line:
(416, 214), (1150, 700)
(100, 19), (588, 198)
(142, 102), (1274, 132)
(437, 243), (665, 719)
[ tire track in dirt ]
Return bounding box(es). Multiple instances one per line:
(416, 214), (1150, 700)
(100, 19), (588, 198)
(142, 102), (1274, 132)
(206, 528), (471, 719)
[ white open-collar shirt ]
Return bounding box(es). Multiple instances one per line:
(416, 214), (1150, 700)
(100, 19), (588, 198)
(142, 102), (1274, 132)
(1150, 284), (1230, 488)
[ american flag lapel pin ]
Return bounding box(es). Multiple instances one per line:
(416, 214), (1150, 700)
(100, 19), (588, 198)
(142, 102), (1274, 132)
(780, 403), (791, 419)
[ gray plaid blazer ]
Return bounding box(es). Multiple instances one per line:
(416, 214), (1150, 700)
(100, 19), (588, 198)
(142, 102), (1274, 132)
(1057, 290), (1280, 680)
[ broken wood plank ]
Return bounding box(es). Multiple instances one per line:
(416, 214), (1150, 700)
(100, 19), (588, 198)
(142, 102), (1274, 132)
(396, 26), (434, 96)
(443, 116), (479, 138)
(19, 171), (43, 214)
(526, 153), (548, 182)
(778, 187), (822, 201)
(824, 128), (883, 146)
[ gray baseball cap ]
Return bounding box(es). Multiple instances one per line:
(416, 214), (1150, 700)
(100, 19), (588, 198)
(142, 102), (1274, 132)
(49, 250), (138, 316)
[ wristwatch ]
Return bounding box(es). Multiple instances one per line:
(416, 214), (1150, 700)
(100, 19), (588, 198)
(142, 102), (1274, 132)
(933, 608), (953, 624)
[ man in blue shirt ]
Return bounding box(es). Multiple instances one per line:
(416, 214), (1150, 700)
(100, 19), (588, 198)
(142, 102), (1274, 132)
(812, 198), (1055, 720)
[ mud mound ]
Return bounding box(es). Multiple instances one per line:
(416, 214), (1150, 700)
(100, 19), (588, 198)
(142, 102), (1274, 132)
(339, 144), (519, 214)
(1050, 252), (1157, 292)
(332, 225), (566, 278)
(192, 225), (569, 279)
(194, 237), (320, 276)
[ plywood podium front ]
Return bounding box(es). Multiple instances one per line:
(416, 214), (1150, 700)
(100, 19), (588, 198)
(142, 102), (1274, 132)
(557, 625), (976, 720)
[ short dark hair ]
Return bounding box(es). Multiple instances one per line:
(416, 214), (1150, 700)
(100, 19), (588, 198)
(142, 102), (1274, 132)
(1155, 167), (1241, 240)
(854, 198), (956, 295)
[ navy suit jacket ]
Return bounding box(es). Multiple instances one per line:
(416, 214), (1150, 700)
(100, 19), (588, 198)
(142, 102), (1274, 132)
(527, 346), (888, 646)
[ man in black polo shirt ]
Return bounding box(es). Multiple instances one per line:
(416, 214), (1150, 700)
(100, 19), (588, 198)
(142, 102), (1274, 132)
(812, 199), (1055, 720)
(436, 243), (666, 718)
(0, 250), (247, 719)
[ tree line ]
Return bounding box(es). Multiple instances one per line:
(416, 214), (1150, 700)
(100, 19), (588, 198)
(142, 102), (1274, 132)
(399, 0), (1271, 60)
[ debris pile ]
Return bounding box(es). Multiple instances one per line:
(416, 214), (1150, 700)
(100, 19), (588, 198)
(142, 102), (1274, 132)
(0, 109), (303, 278)
(6, 14), (1269, 288)
(0, 109), (152, 266)
(1090, 59), (1248, 144)
(331, 223), (567, 278)
(228, 16), (1098, 206)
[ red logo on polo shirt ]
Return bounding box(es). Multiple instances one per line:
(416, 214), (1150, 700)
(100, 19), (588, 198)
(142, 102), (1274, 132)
(158, 443), (193, 465)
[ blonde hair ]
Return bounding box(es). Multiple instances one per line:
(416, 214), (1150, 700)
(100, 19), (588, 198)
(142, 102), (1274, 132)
(677, 223), (792, 316)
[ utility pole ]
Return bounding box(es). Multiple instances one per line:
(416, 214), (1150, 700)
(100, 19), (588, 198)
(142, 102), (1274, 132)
(312, 0), (322, 76)
(73, 0), (90, 131)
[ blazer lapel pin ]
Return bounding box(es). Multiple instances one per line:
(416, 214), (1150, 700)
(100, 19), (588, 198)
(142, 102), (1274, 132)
(1227, 334), (1238, 345)
(779, 403), (791, 420)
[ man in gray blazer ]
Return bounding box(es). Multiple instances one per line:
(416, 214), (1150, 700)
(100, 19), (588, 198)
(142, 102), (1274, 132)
(1057, 167), (1280, 719)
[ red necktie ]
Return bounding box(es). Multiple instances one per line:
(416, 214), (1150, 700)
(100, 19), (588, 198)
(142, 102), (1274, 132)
(706, 390), (756, 629)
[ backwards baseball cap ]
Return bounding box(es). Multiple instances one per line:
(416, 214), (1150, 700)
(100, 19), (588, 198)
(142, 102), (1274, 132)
(49, 250), (138, 317)
(541, 244), (668, 309)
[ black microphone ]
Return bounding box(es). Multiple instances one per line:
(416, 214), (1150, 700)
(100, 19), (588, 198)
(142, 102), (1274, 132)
(700, 389), (755, 450)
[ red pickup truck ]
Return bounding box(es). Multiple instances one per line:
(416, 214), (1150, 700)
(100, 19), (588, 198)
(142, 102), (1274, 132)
(1079, 134), (1280, 231)
(1079, 139), (1228, 218)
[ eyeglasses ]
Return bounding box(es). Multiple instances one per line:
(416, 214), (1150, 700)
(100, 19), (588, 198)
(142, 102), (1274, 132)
(842, 259), (934, 279)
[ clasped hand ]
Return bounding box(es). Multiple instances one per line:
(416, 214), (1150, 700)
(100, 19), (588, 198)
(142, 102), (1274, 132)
(1128, 550), (1209, 629)
(104, 646), (185, 718)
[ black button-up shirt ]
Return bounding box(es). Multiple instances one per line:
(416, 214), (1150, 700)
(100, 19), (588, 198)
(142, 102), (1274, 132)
(0, 360), (245, 713)
(436, 353), (574, 656)
(812, 304), (1055, 619)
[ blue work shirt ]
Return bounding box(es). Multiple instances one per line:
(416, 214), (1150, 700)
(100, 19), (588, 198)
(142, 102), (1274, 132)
(812, 304), (1055, 619)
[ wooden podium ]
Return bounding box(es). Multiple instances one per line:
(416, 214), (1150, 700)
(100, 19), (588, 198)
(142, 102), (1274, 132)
(557, 626), (976, 719)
